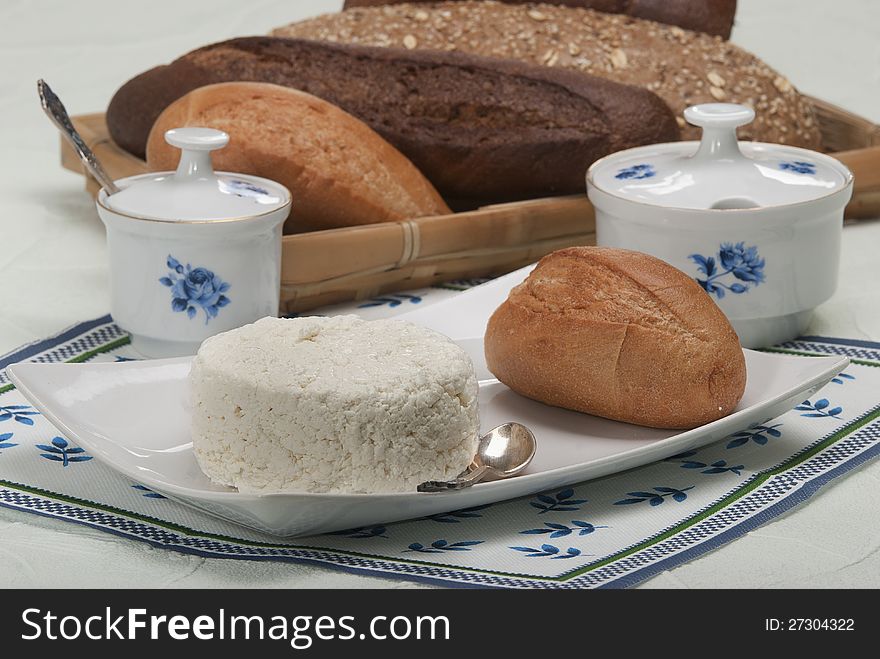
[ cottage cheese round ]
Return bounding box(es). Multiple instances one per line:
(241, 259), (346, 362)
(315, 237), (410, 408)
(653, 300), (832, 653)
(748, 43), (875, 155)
(189, 316), (480, 493)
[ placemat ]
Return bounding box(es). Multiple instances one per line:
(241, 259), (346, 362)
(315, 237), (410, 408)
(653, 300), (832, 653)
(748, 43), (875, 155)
(1, 283), (878, 589)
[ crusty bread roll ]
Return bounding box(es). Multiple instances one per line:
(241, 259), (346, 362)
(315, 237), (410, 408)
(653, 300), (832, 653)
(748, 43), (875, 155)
(484, 247), (746, 429)
(145, 82), (450, 232)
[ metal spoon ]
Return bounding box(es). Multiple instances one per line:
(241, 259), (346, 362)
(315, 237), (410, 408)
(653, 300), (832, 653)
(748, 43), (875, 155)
(417, 422), (537, 492)
(37, 79), (120, 195)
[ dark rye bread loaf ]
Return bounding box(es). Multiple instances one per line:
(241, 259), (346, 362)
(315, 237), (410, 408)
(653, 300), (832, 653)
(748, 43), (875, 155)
(276, 1), (821, 149)
(343, 0), (738, 39)
(107, 37), (679, 202)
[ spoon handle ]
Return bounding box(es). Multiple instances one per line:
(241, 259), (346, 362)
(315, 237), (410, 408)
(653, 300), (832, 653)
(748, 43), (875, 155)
(37, 79), (121, 195)
(417, 465), (492, 492)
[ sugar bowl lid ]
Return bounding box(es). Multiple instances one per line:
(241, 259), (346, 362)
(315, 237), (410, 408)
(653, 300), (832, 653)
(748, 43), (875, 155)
(104, 127), (290, 221)
(587, 103), (852, 211)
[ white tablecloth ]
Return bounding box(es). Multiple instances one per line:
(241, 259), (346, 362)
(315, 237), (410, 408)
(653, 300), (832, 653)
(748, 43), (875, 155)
(1, 0), (878, 588)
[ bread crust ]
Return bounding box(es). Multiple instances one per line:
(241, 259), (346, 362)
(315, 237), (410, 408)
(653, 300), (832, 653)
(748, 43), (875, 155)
(279, 1), (819, 150)
(110, 36), (678, 202)
(145, 82), (450, 232)
(342, 0), (738, 39)
(484, 247), (747, 429)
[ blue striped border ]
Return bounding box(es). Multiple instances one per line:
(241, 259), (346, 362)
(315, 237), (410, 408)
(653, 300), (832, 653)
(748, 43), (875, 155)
(798, 335), (880, 349)
(602, 433), (880, 588)
(0, 315), (114, 369)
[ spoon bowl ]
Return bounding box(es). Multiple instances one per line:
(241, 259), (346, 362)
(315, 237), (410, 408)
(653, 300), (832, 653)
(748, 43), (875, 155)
(477, 422), (537, 477)
(417, 422), (536, 492)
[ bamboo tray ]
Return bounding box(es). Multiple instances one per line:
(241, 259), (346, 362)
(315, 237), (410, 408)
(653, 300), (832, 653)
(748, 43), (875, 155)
(61, 96), (880, 313)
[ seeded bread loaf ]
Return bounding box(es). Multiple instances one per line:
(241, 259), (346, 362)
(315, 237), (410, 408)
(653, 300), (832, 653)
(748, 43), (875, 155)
(342, 0), (738, 39)
(109, 37), (679, 202)
(145, 82), (450, 232)
(276, 1), (821, 149)
(484, 247), (747, 429)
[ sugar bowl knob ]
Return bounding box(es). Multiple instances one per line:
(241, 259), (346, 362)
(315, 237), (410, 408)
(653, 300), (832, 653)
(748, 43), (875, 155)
(685, 103), (755, 163)
(165, 127), (230, 179)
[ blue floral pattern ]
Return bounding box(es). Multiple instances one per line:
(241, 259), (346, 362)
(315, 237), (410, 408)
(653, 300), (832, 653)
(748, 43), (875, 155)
(690, 242), (765, 299)
(665, 450), (744, 473)
(725, 423), (783, 449)
(432, 278), (491, 292)
(510, 544), (582, 559)
(358, 294), (422, 309)
(218, 178), (271, 199)
(831, 372), (855, 385)
(529, 488), (588, 514)
(615, 163), (655, 180)
(426, 504), (492, 523)
(0, 404), (39, 426)
(328, 526), (388, 539)
(614, 486), (694, 506)
(779, 160), (816, 175)
(35, 436), (92, 467)
(796, 398), (843, 419)
(681, 459), (744, 475)
(0, 432), (17, 453)
(132, 484), (166, 499)
(520, 521), (608, 538)
(404, 539), (482, 554)
(159, 255), (230, 325)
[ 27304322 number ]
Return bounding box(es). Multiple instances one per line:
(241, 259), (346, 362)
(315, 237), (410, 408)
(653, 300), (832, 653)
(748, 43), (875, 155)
(787, 618), (854, 631)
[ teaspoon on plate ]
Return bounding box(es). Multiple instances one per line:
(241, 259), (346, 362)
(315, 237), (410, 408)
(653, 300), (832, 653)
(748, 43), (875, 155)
(417, 422), (536, 492)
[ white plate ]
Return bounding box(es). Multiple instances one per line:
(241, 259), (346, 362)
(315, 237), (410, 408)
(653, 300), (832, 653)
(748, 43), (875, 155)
(7, 337), (846, 536)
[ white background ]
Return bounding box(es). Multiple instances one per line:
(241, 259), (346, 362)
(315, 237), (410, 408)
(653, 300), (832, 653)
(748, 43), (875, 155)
(0, 0), (878, 587)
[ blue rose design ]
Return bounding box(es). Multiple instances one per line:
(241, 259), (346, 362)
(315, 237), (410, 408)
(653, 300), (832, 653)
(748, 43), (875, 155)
(614, 163), (655, 180)
(159, 255), (230, 324)
(779, 160), (816, 175)
(689, 242), (765, 299)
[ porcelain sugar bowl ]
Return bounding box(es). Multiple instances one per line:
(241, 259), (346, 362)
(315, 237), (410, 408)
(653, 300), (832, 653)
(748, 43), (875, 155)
(587, 103), (853, 348)
(96, 127), (291, 357)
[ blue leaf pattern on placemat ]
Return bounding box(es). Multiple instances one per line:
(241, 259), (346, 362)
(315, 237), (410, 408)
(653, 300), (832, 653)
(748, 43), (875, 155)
(0, 432), (17, 453)
(520, 520), (608, 538)
(431, 278), (492, 292)
(426, 504), (492, 523)
(831, 372), (855, 385)
(666, 451), (744, 475)
(132, 484), (166, 499)
(795, 398), (843, 419)
(614, 486), (694, 506)
(690, 242), (765, 300)
(0, 404), (39, 426)
(404, 539), (482, 554)
(510, 544), (583, 559)
(725, 423), (783, 449)
(357, 294), (423, 308)
(529, 488), (588, 514)
(35, 436), (92, 467)
(328, 526), (389, 539)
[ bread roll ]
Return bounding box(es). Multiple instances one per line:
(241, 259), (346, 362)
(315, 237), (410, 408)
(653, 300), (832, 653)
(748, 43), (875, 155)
(111, 37), (679, 202)
(145, 82), (450, 232)
(342, 0), (738, 39)
(484, 247), (746, 429)
(277, 1), (820, 149)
